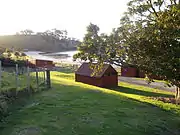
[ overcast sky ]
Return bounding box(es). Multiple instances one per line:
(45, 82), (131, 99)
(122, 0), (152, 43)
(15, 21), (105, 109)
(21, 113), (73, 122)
(0, 0), (128, 40)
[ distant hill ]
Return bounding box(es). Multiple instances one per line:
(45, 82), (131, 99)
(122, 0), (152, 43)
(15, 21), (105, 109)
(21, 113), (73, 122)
(0, 35), (80, 52)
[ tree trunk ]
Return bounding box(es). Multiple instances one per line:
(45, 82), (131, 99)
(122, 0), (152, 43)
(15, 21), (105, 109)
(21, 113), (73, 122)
(175, 87), (180, 104)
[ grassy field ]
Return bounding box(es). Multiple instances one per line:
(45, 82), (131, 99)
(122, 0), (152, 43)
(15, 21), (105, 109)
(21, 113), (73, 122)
(0, 71), (46, 91)
(0, 71), (180, 135)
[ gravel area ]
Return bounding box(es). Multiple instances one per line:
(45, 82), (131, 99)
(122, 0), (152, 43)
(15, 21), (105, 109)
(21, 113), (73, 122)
(119, 76), (175, 92)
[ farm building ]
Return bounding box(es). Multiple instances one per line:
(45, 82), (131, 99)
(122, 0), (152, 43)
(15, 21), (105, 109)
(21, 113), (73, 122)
(75, 63), (118, 87)
(28, 59), (55, 68)
(121, 67), (138, 77)
(121, 66), (162, 80)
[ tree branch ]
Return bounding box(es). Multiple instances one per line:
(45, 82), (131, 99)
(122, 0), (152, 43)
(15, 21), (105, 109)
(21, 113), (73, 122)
(147, 0), (159, 17)
(173, 0), (177, 4)
(158, 0), (164, 11)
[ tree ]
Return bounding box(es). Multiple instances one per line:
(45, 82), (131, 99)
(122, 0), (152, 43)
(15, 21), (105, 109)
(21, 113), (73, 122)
(21, 52), (27, 57)
(14, 51), (21, 58)
(118, 0), (180, 99)
(74, 0), (180, 100)
(73, 22), (129, 72)
(40, 29), (68, 44)
(19, 29), (34, 35)
(74, 23), (100, 61)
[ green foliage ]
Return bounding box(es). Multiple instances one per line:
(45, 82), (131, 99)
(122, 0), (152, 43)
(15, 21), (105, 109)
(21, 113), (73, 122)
(0, 29), (80, 52)
(0, 95), (8, 119)
(74, 23), (102, 62)
(74, 0), (180, 93)
(120, 0), (180, 88)
(74, 23), (127, 66)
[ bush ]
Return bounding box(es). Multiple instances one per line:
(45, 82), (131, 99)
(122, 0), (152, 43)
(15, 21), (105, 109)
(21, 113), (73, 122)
(0, 95), (8, 120)
(0, 57), (27, 67)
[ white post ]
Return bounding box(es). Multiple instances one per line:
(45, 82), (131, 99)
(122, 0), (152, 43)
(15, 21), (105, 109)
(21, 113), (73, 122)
(0, 61), (2, 88)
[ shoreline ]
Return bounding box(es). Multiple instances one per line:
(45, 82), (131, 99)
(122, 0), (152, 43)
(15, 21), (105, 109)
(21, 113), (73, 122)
(24, 50), (79, 64)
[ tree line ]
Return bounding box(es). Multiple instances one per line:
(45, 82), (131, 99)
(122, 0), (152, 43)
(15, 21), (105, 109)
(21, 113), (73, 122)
(0, 29), (81, 52)
(16, 29), (79, 42)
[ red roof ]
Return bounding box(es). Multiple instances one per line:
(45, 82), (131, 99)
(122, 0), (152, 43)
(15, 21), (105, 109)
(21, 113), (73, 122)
(75, 63), (116, 78)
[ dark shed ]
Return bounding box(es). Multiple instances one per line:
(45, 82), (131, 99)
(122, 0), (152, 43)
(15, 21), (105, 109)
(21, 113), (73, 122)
(75, 63), (118, 87)
(121, 67), (162, 80)
(28, 59), (54, 68)
(121, 67), (138, 77)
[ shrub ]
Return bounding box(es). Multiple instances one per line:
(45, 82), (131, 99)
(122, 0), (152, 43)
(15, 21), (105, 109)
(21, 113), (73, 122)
(0, 95), (8, 120)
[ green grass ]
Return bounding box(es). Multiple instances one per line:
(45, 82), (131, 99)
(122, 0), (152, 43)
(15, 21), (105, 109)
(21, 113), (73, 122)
(0, 71), (45, 91)
(0, 71), (180, 135)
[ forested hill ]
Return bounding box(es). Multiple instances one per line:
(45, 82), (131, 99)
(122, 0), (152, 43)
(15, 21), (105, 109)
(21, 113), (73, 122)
(0, 33), (80, 52)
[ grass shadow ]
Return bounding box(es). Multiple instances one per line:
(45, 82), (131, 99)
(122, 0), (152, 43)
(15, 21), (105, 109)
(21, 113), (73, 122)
(56, 68), (75, 74)
(111, 86), (173, 98)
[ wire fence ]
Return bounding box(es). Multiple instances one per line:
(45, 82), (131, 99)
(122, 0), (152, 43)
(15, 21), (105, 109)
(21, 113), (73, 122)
(0, 61), (50, 92)
(0, 60), (52, 120)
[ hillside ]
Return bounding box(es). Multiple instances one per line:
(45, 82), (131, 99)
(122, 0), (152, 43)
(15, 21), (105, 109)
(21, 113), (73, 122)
(0, 35), (79, 52)
(0, 70), (180, 135)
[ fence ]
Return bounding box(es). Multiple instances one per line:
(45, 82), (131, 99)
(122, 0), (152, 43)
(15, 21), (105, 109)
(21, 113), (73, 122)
(0, 61), (51, 120)
(0, 62), (50, 91)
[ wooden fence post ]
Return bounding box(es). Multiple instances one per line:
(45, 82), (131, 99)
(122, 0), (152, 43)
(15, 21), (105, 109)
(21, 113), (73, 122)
(27, 66), (30, 91)
(43, 69), (46, 84)
(36, 69), (39, 90)
(15, 64), (19, 89)
(46, 70), (51, 89)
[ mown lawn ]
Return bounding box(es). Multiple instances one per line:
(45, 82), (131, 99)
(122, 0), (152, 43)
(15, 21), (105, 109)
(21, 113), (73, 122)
(0, 71), (180, 135)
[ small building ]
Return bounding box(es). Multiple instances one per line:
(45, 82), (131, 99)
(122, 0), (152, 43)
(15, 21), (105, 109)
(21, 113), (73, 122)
(75, 63), (118, 87)
(28, 59), (54, 68)
(121, 66), (162, 80)
(121, 67), (138, 77)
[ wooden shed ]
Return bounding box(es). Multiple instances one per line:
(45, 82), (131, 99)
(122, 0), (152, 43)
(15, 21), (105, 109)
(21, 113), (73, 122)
(28, 59), (54, 68)
(121, 67), (162, 80)
(121, 67), (138, 77)
(75, 63), (118, 87)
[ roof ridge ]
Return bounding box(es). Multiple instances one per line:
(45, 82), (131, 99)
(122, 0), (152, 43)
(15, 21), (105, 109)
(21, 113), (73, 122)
(76, 62), (112, 78)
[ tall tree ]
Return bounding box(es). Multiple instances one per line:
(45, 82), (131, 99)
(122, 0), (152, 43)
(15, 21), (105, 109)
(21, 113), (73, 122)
(74, 23), (126, 64)
(74, 23), (101, 62)
(119, 0), (180, 99)
(74, 0), (180, 99)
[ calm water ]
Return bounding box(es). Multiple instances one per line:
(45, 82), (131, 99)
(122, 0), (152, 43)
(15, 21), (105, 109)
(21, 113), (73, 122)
(24, 50), (78, 63)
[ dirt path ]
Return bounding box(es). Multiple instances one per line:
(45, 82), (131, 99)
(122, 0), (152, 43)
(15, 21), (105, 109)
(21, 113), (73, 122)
(119, 76), (175, 92)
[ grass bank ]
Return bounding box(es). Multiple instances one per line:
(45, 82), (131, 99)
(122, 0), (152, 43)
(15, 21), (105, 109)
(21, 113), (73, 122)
(0, 71), (180, 135)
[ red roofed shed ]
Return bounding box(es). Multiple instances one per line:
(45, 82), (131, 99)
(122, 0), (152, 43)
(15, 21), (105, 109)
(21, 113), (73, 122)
(28, 59), (55, 68)
(75, 63), (118, 87)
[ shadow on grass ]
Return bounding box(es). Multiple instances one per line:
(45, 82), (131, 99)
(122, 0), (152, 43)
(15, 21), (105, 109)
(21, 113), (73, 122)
(52, 70), (173, 99)
(57, 68), (74, 73)
(56, 66), (77, 74)
(111, 86), (173, 98)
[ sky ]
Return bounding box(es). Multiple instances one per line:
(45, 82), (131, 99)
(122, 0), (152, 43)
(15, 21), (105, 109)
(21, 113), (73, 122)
(0, 0), (128, 40)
